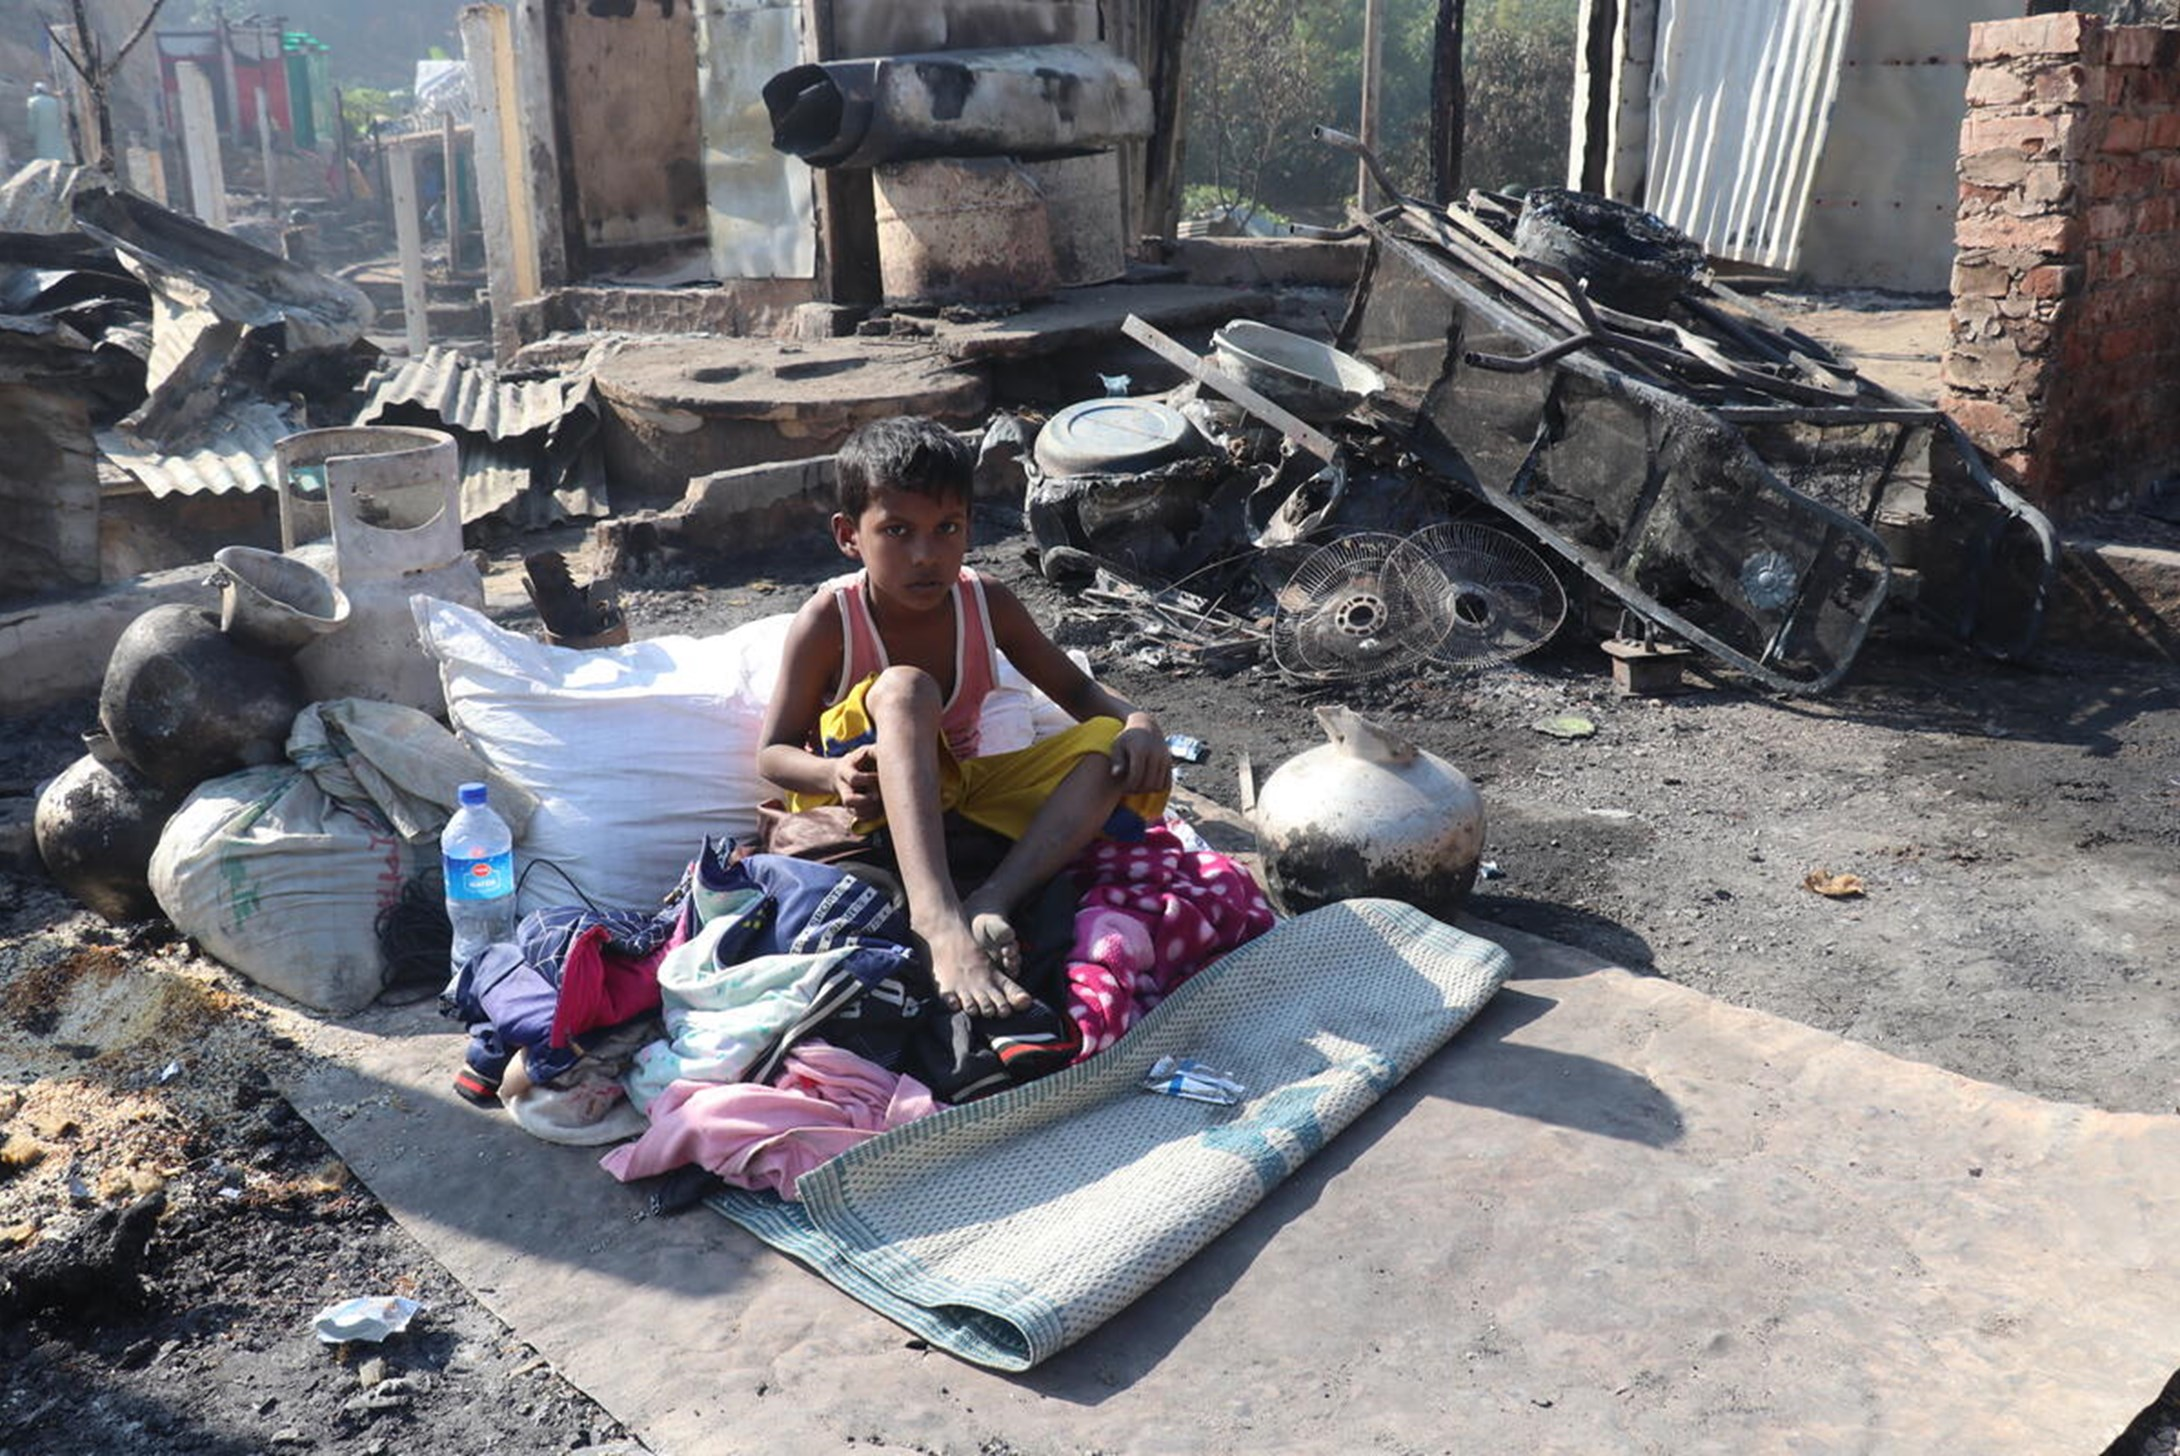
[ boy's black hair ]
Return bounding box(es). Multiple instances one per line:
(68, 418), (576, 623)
(835, 416), (975, 518)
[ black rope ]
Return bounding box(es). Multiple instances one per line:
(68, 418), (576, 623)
(374, 863), (452, 1005)
(374, 856), (604, 1005)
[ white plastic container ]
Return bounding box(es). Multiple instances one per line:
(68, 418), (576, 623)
(277, 425), (484, 715)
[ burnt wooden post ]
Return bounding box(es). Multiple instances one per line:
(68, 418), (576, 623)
(1430, 0), (1468, 203)
(1359, 0), (1386, 205)
(799, 0), (880, 305)
(1575, 0), (1618, 195)
(1137, 0), (1205, 242)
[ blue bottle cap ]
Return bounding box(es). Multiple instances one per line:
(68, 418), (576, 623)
(458, 782), (488, 807)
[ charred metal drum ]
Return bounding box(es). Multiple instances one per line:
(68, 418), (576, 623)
(873, 157), (1057, 307)
(763, 43), (1153, 170)
(1247, 706), (1485, 922)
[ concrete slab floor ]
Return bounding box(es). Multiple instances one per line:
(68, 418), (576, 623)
(1764, 290), (1950, 405)
(287, 920), (2180, 1456)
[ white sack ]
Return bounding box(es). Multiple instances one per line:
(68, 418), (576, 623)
(287, 697), (539, 844)
(150, 765), (420, 1014)
(410, 597), (1075, 915)
(414, 598), (792, 913)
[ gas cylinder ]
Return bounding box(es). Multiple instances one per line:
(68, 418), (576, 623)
(276, 425), (483, 715)
(1245, 705), (1485, 922)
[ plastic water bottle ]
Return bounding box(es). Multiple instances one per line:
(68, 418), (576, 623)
(441, 781), (516, 988)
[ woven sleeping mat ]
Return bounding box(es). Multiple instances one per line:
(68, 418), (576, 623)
(712, 898), (1511, 1369)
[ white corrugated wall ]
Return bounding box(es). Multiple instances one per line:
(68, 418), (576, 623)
(1643, 0), (1854, 271)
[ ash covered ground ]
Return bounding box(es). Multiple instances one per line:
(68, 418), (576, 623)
(3, 503), (2178, 1454)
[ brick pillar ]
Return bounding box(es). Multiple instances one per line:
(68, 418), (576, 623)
(1943, 13), (2180, 519)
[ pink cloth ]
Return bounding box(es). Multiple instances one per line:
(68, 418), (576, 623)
(598, 1042), (939, 1200)
(1063, 825), (1277, 1057)
(549, 917), (681, 1050)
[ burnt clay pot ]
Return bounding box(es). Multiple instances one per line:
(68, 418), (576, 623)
(98, 603), (308, 793)
(34, 745), (184, 923)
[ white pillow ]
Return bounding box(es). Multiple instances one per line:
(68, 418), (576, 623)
(414, 598), (793, 912)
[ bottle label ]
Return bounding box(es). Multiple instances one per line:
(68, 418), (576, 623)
(444, 851), (514, 902)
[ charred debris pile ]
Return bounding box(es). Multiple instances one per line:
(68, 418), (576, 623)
(2, 148), (2062, 700)
(1011, 150), (2060, 698)
(0, 161), (602, 596)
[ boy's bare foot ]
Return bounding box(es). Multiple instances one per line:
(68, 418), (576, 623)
(916, 905), (1032, 1020)
(961, 888), (1021, 976)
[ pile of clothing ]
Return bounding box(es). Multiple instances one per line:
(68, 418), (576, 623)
(446, 823), (1273, 1202)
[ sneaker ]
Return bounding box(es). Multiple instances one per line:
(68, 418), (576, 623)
(451, 1065), (502, 1108)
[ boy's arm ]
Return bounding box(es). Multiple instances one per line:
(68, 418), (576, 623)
(986, 580), (1172, 794)
(757, 593), (878, 812)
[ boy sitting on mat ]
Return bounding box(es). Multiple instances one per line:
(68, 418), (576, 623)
(758, 416), (1173, 1022)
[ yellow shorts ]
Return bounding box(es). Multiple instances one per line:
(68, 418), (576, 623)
(787, 674), (1169, 842)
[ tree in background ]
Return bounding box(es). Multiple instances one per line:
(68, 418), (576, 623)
(1374, 0), (1578, 198)
(1182, 0), (1579, 222)
(1183, 0), (1347, 228)
(1456, 0), (1578, 194)
(46, 0), (170, 170)
(338, 86), (409, 138)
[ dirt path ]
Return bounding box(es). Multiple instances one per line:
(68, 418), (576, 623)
(4, 506), (2177, 1453)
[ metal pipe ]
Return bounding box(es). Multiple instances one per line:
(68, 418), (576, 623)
(766, 44), (1152, 170)
(1313, 125), (1406, 209)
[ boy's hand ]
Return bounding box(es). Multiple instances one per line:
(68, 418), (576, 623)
(831, 745), (882, 818)
(1107, 716), (1172, 795)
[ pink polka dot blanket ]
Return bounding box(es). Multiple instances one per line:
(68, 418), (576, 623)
(1062, 826), (1276, 1059)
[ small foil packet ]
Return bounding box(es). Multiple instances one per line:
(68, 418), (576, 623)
(1142, 1056), (1245, 1106)
(1165, 733), (1209, 764)
(313, 1295), (424, 1344)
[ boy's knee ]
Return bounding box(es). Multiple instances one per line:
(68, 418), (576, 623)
(866, 664), (941, 719)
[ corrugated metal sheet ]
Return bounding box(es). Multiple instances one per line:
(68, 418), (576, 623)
(358, 346), (609, 526)
(135, 271), (230, 398)
(74, 187), (374, 351)
(97, 398), (301, 498)
(454, 434), (543, 522)
(455, 434), (607, 528)
(1798, 0), (2019, 292)
(1644, 0), (1852, 272)
(695, 0), (814, 280)
(357, 344), (596, 441)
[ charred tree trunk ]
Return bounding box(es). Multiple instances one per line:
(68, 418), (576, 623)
(1429, 0), (1467, 203)
(56, 0), (170, 175)
(65, 0), (114, 170)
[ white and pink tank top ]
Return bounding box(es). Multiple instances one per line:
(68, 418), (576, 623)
(827, 566), (1001, 759)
